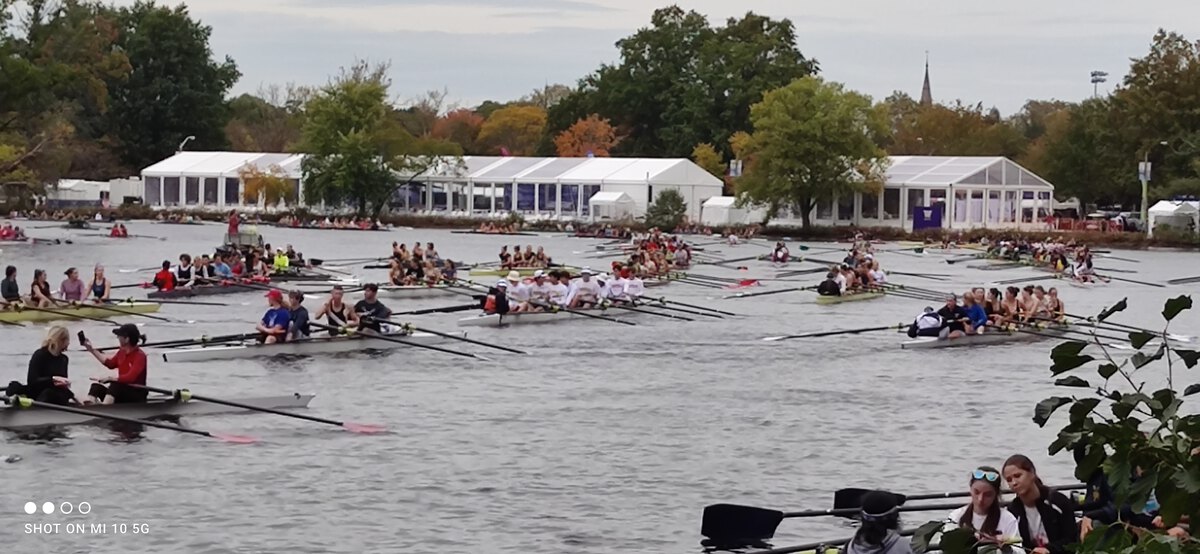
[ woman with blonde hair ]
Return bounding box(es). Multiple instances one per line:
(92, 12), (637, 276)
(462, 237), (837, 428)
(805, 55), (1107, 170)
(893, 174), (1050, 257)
(3, 326), (76, 404)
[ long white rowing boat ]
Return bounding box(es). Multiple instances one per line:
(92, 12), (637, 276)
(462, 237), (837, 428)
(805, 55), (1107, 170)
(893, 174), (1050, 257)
(0, 394), (314, 430)
(157, 331), (464, 363)
(457, 306), (651, 327)
(900, 324), (1070, 349)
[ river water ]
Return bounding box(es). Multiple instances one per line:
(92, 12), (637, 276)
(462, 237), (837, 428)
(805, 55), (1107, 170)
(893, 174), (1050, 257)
(0, 222), (1196, 553)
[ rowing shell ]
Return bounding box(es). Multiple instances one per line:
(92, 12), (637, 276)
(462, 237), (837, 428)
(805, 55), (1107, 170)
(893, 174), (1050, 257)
(457, 307), (645, 327)
(157, 331), (464, 363)
(815, 291), (885, 305)
(467, 266), (578, 278)
(0, 394), (314, 430)
(374, 284), (460, 299)
(0, 301), (160, 323)
(900, 324), (1070, 349)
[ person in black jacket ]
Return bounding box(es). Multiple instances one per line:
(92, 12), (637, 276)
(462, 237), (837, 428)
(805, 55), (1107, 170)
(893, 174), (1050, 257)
(4, 326), (77, 405)
(1003, 454), (1077, 554)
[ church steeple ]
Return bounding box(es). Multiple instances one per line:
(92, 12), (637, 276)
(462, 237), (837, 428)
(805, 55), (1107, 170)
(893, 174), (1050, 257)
(920, 51), (933, 107)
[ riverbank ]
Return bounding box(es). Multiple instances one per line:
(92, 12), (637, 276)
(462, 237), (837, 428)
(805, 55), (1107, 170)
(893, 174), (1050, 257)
(12, 205), (1200, 249)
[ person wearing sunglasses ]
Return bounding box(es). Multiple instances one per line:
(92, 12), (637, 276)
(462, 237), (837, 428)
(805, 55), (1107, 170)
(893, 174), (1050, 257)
(846, 490), (913, 554)
(947, 466), (1021, 545)
(1003, 454), (1077, 554)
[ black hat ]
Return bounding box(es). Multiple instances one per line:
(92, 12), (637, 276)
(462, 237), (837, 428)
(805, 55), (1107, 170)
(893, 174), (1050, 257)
(112, 323), (142, 341)
(859, 490), (901, 521)
(364, 283), (379, 292)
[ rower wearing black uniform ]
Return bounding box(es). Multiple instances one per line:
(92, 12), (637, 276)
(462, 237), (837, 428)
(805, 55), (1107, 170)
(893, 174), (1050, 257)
(354, 283), (392, 333)
(313, 285), (358, 335)
(1, 265), (20, 306)
(195, 254), (217, 283)
(816, 271), (841, 296)
(175, 254), (194, 287)
(936, 294), (969, 339)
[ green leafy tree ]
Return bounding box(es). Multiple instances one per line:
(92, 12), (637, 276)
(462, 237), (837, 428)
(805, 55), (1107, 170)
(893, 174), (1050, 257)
(691, 142), (726, 179)
(645, 188), (688, 230)
(225, 87), (305, 152)
(108, 1), (240, 169)
(736, 76), (889, 227)
(299, 61), (461, 217)
(477, 105), (546, 156)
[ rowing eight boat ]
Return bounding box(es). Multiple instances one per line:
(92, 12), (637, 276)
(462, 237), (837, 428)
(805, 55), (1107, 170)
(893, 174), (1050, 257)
(0, 301), (160, 323)
(467, 266), (579, 278)
(900, 324), (1070, 349)
(157, 331), (464, 362)
(375, 284), (460, 299)
(815, 291), (885, 305)
(457, 307), (646, 327)
(0, 394), (314, 430)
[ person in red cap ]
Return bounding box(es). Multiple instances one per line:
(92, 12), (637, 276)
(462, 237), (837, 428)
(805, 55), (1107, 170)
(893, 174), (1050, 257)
(81, 323), (149, 405)
(256, 289), (291, 344)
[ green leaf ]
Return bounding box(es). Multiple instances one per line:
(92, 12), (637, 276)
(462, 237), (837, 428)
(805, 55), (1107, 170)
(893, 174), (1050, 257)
(1106, 389), (1123, 401)
(1097, 298), (1128, 322)
(1055, 376), (1091, 388)
(1069, 398), (1101, 425)
(1073, 442), (1106, 483)
(1098, 363), (1120, 379)
(1127, 331), (1155, 349)
(938, 527), (978, 554)
(1112, 401), (1136, 419)
(1177, 349), (1199, 368)
(1171, 465), (1200, 494)
(910, 520), (944, 553)
(1051, 354), (1095, 375)
(1162, 295), (1193, 321)
(1185, 384), (1200, 397)
(1051, 340), (1088, 359)
(1131, 346), (1165, 369)
(1033, 396), (1072, 427)
(1128, 467), (1159, 512)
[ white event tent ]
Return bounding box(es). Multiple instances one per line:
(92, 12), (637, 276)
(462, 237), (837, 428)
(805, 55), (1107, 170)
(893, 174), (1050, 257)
(1147, 200), (1200, 237)
(140, 151), (304, 210)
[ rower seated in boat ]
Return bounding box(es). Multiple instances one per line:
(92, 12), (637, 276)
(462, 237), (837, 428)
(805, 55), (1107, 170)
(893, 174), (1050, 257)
(4, 326), (77, 405)
(272, 248), (290, 272)
(906, 306), (943, 338)
(257, 289), (291, 344)
(313, 285), (358, 334)
(817, 271), (841, 297)
(30, 269), (53, 308)
(86, 264), (110, 303)
(152, 260), (176, 291)
(354, 283), (392, 332)
(624, 272), (646, 300)
(937, 295), (970, 339)
(482, 280), (511, 315)
(505, 271), (532, 312)
(175, 254), (195, 288)
(81, 324), (148, 405)
(605, 272), (630, 304)
(566, 268), (602, 308)
(771, 242), (790, 263)
(60, 267), (86, 302)
(527, 270), (552, 310)
(286, 290), (311, 341)
(962, 291), (988, 334)
(1, 265), (20, 307)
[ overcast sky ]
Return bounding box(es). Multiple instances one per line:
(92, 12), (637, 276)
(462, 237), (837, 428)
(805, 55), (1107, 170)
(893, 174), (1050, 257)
(139, 1), (1200, 115)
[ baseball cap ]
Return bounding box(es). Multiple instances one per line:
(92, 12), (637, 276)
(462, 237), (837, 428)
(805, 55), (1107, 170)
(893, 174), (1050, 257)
(265, 289), (283, 300)
(496, 280), (509, 288)
(112, 323), (142, 341)
(532, 270), (545, 278)
(580, 267), (594, 275)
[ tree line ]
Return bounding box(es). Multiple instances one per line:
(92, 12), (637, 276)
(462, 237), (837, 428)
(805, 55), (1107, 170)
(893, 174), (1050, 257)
(3, 3), (1198, 217)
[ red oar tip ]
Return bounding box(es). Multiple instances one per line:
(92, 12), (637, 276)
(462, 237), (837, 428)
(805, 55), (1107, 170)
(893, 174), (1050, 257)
(213, 433), (258, 444)
(342, 423), (387, 434)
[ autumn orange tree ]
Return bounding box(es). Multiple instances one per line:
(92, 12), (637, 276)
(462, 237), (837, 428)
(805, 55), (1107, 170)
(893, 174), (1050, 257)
(432, 109), (485, 154)
(553, 114), (617, 157)
(238, 163), (295, 207)
(478, 105), (547, 155)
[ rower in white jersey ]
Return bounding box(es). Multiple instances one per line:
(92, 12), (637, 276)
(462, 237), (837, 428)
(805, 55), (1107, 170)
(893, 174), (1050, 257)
(624, 272), (646, 299)
(504, 270), (533, 312)
(566, 268), (602, 308)
(606, 272), (629, 303)
(545, 270), (570, 306)
(527, 270), (553, 311)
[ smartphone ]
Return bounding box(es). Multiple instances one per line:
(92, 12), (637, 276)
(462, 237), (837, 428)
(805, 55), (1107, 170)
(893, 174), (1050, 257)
(77, 331), (87, 346)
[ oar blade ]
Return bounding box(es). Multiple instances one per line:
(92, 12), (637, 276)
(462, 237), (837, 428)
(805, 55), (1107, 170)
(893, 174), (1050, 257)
(833, 488), (906, 511)
(342, 422), (387, 434)
(211, 433), (258, 444)
(701, 503), (785, 542)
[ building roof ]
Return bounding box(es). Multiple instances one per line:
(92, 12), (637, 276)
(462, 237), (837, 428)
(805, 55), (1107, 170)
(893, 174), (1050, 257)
(885, 156), (1053, 189)
(588, 191), (636, 205)
(143, 152), (299, 178)
(702, 196), (738, 208)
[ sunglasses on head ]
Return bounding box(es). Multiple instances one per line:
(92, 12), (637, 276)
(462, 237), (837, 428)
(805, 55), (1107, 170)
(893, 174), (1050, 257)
(972, 469), (1000, 482)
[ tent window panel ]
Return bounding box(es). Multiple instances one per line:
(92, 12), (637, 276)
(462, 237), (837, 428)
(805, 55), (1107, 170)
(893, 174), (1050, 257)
(580, 185), (601, 216)
(987, 165), (1004, 185)
(537, 184), (556, 214)
(953, 190), (968, 223)
(203, 178), (218, 204)
(497, 184), (512, 211)
(145, 177), (161, 205)
(816, 198), (833, 220)
(561, 184), (579, 214)
(961, 170), (988, 185)
(861, 192), (880, 219)
(515, 184), (535, 212)
(1004, 191), (1019, 222)
(472, 186), (494, 212)
(1037, 191), (1052, 218)
(969, 190), (984, 223)
(184, 177), (200, 205)
(930, 189), (946, 207)
(908, 188), (925, 212)
(837, 195), (854, 221)
(163, 177), (180, 205)
(883, 189), (900, 219)
(224, 178), (239, 205)
(987, 191), (1001, 222)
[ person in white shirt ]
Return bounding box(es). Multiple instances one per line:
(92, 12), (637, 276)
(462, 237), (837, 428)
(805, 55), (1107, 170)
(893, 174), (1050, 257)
(527, 270), (553, 310)
(504, 270), (532, 312)
(946, 467), (1022, 547)
(566, 268), (602, 308)
(545, 271), (570, 307)
(833, 265), (848, 294)
(606, 273), (629, 302)
(624, 273), (645, 299)
(869, 260), (887, 284)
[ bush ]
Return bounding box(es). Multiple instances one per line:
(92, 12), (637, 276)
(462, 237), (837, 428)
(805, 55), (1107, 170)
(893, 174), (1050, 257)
(645, 189), (688, 230)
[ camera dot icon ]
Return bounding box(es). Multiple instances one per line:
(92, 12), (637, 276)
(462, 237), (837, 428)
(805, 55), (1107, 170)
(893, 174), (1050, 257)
(24, 502), (36, 515)
(41, 502), (54, 515)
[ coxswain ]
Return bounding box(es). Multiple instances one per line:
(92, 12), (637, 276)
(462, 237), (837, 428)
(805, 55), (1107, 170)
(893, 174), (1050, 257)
(313, 285), (358, 333)
(906, 306), (943, 338)
(566, 268), (602, 308)
(272, 248), (290, 273)
(86, 264), (110, 303)
(771, 242), (790, 264)
(256, 289), (291, 344)
(30, 269), (53, 308)
(2, 265), (21, 307)
(5, 326), (76, 404)
(505, 271), (532, 312)
(59, 267), (85, 301)
(152, 260), (176, 291)
(353, 283), (392, 333)
(286, 290), (311, 341)
(81, 324), (149, 405)
(175, 254), (194, 288)
(817, 271), (841, 297)
(482, 280), (511, 315)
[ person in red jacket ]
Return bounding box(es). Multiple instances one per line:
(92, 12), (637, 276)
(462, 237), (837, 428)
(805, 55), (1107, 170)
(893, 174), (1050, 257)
(81, 324), (149, 405)
(151, 260), (175, 291)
